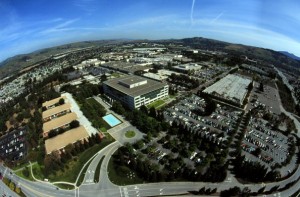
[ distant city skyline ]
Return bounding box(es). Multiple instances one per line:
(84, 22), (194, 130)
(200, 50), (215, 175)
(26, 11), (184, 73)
(0, 0), (300, 62)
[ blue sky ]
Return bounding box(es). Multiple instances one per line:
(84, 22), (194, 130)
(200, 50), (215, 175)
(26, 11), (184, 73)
(1, 0), (300, 62)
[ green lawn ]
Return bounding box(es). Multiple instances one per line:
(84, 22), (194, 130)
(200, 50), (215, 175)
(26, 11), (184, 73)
(169, 94), (177, 99)
(147, 100), (165, 109)
(48, 138), (114, 183)
(111, 73), (121, 78)
(107, 157), (145, 186)
(53, 183), (75, 190)
(15, 168), (34, 181)
(31, 163), (45, 180)
(14, 163), (44, 181)
(94, 156), (105, 183)
(81, 98), (111, 130)
(125, 131), (136, 138)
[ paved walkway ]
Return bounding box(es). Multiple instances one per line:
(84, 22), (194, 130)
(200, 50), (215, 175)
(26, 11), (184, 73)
(93, 96), (145, 144)
(13, 162), (36, 173)
(63, 92), (98, 136)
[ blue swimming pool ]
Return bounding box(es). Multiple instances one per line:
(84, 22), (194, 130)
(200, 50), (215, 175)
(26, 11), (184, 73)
(103, 114), (121, 127)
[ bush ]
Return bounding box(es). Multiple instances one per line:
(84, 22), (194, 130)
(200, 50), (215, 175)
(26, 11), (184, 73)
(22, 167), (30, 177)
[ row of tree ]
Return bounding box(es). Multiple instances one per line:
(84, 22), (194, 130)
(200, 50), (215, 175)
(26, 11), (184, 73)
(43, 133), (102, 176)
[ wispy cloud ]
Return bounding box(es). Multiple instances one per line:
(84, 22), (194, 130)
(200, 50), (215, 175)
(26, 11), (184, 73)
(73, 0), (97, 14)
(210, 11), (224, 24)
(190, 0), (196, 25)
(39, 18), (80, 34)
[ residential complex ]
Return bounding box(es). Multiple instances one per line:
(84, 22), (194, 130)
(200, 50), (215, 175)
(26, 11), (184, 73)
(103, 75), (169, 109)
(45, 126), (89, 154)
(42, 96), (89, 154)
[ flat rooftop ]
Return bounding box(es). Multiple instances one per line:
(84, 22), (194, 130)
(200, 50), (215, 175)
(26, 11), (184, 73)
(104, 75), (167, 97)
(45, 126), (89, 154)
(42, 96), (66, 108)
(119, 76), (146, 86)
(204, 74), (251, 104)
(43, 112), (78, 133)
(42, 103), (71, 119)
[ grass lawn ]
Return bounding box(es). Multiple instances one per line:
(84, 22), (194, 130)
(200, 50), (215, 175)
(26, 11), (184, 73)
(111, 72), (121, 78)
(53, 183), (75, 190)
(169, 94), (177, 99)
(147, 100), (165, 109)
(107, 157), (145, 186)
(15, 168), (34, 181)
(94, 156), (105, 183)
(14, 163), (44, 181)
(100, 127), (107, 132)
(48, 138), (114, 183)
(31, 163), (45, 180)
(12, 162), (30, 171)
(125, 131), (136, 138)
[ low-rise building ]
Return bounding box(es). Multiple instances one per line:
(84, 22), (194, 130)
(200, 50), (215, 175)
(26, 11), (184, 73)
(103, 75), (169, 109)
(45, 126), (89, 154)
(42, 95), (90, 154)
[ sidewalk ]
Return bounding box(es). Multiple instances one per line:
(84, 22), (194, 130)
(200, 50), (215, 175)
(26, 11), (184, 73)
(63, 92), (98, 136)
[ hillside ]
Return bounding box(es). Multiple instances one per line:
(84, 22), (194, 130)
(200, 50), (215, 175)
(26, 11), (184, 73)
(279, 51), (300, 61)
(0, 37), (299, 80)
(178, 37), (300, 69)
(0, 40), (125, 79)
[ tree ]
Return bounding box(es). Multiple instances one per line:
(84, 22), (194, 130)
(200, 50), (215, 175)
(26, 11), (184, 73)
(111, 101), (125, 115)
(22, 167), (30, 177)
(16, 113), (24, 123)
(259, 82), (264, 92)
(100, 74), (107, 82)
(140, 105), (148, 115)
(247, 82), (253, 91)
(9, 181), (15, 191)
(48, 130), (57, 138)
(59, 98), (65, 105)
(149, 107), (157, 119)
(70, 120), (80, 129)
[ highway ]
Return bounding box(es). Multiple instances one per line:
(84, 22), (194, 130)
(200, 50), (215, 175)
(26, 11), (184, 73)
(1, 137), (300, 197)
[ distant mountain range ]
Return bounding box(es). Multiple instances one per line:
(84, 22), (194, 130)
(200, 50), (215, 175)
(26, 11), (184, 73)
(0, 37), (299, 79)
(279, 51), (300, 61)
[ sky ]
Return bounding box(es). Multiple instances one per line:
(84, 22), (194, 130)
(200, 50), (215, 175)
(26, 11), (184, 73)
(1, 0), (300, 62)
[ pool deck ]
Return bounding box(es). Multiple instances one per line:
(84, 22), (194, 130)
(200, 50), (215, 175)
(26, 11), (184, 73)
(93, 96), (145, 144)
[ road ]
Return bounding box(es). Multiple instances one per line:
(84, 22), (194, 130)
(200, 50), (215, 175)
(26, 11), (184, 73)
(0, 179), (18, 197)
(1, 77), (300, 196)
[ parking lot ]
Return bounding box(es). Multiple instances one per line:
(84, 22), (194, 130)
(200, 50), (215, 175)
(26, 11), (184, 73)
(246, 83), (281, 114)
(241, 116), (291, 167)
(0, 127), (27, 161)
(163, 94), (243, 142)
(192, 65), (230, 80)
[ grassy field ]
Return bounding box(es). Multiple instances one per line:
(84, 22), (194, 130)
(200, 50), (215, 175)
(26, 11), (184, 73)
(111, 72), (121, 78)
(125, 131), (136, 138)
(15, 168), (34, 181)
(147, 100), (165, 109)
(94, 156), (105, 183)
(53, 183), (75, 190)
(107, 157), (145, 186)
(82, 98), (111, 130)
(14, 163), (44, 181)
(31, 163), (45, 180)
(48, 138), (114, 183)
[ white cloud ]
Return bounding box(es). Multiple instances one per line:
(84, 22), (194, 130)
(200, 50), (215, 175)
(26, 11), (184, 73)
(39, 18), (80, 35)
